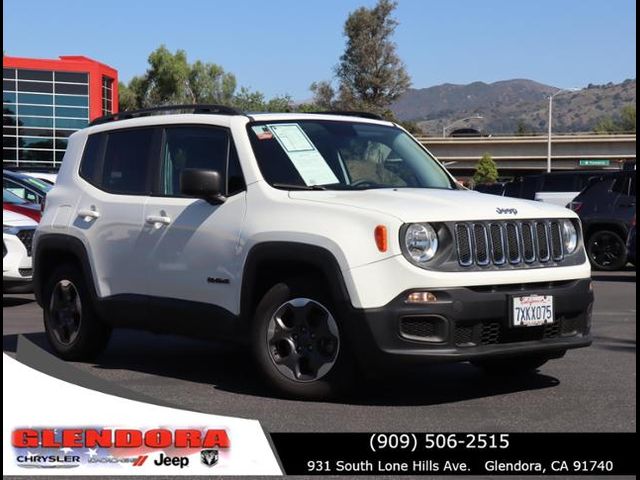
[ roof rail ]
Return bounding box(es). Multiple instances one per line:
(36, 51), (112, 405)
(89, 104), (243, 126)
(307, 110), (384, 120)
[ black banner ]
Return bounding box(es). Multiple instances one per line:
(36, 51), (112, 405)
(270, 432), (635, 475)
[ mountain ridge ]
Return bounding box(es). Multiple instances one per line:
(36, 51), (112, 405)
(391, 78), (636, 134)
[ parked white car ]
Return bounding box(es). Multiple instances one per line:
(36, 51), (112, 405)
(3, 209), (37, 293)
(34, 107), (593, 399)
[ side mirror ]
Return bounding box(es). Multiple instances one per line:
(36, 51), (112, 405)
(180, 169), (226, 204)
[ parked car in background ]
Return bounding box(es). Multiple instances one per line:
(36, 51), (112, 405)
(19, 171), (58, 185)
(3, 209), (37, 293)
(3, 189), (41, 222)
(474, 182), (507, 196)
(570, 170), (636, 270)
(627, 215), (636, 266)
(505, 171), (610, 207)
(3, 169), (52, 205)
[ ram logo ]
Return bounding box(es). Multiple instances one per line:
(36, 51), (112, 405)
(201, 449), (219, 467)
(496, 207), (518, 215)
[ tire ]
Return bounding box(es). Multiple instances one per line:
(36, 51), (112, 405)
(471, 354), (552, 375)
(251, 278), (355, 399)
(43, 264), (111, 361)
(587, 230), (627, 271)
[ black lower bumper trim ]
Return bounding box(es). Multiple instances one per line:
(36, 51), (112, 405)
(344, 278), (593, 366)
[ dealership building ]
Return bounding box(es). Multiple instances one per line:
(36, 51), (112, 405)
(3, 55), (118, 169)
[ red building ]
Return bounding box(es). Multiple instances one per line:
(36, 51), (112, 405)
(3, 55), (118, 168)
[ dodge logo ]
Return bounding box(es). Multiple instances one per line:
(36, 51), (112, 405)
(496, 207), (518, 215)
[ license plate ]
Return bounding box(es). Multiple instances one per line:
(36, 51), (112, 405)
(511, 295), (554, 327)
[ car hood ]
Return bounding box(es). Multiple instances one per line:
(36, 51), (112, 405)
(2, 209), (38, 226)
(289, 188), (574, 222)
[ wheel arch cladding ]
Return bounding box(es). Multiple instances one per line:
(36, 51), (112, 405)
(33, 234), (98, 307)
(240, 242), (352, 323)
(584, 221), (629, 240)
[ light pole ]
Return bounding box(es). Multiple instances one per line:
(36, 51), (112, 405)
(442, 114), (483, 137)
(546, 88), (578, 172)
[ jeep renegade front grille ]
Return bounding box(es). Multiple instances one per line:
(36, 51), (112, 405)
(454, 220), (564, 268)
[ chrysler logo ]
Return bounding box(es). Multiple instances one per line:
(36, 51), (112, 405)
(496, 207), (518, 215)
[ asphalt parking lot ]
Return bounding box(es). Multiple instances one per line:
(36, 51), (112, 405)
(3, 270), (636, 432)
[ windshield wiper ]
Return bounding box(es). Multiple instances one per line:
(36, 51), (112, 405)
(272, 183), (327, 191)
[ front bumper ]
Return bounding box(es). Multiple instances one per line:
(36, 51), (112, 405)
(345, 278), (593, 366)
(3, 233), (33, 291)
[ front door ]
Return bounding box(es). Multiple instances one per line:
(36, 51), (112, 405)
(136, 125), (247, 316)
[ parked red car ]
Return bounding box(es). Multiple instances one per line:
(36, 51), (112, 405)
(3, 189), (41, 222)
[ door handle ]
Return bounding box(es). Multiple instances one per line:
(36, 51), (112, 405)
(145, 215), (172, 226)
(77, 208), (100, 221)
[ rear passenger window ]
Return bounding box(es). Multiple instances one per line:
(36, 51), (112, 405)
(611, 175), (630, 194)
(80, 128), (156, 195)
(161, 126), (231, 196)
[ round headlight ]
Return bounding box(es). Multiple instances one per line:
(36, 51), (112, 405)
(561, 219), (578, 253)
(404, 223), (439, 264)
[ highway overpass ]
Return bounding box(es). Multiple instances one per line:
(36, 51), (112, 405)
(418, 133), (636, 177)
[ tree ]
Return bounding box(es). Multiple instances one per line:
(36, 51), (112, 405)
(142, 46), (193, 106)
(309, 81), (336, 110)
(118, 46), (237, 109)
(231, 87), (292, 112)
(515, 120), (534, 136)
(620, 105), (636, 132)
(473, 153), (499, 185)
(118, 81), (139, 111)
(188, 60), (236, 104)
(118, 45), (291, 113)
(594, 116), (617, 133)
(594, 105), (636, 133)
(333, 0), (411, 113)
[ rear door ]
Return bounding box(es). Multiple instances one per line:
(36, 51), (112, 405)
(76, 127), (160, 297)
(612, 172), (636, 225)
(138, 125), (247, 314)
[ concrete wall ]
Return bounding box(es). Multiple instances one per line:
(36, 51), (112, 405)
(418, 134), (636, 172)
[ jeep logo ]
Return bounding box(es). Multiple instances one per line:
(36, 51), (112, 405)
(496, 207), (518, 215)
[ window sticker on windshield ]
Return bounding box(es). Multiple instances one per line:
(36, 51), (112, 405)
(267, 123), (339, 186)
(251, 125), (273, 140)
(268, 124), (315, 152)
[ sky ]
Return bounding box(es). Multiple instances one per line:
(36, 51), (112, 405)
(3, 0), (636, 100)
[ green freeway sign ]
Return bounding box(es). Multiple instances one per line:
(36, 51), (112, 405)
(579, 159), (610, 167)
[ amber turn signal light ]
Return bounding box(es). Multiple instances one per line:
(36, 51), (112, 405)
(406, 291), (438, 304)
(374, 225), (388, 252)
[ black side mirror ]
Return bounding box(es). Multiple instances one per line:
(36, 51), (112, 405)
(180, 169), (226, 204)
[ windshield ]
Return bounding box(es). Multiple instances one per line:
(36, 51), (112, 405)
(247, 120), (454, 190)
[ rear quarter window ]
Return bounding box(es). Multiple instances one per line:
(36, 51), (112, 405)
(79, 128), (157, 195)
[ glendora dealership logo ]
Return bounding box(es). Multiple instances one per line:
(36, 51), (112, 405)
(12, 428), (230, 469)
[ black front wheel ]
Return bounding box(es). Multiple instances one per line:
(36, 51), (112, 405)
(252, 279), (355, 399)
(587, 230), (627, 271)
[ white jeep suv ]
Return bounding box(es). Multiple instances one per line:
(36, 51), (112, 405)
(33, 106), (593, 398)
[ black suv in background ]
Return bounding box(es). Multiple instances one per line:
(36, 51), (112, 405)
(504, 171), (607, 206)
(570, 170), (636, 270)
